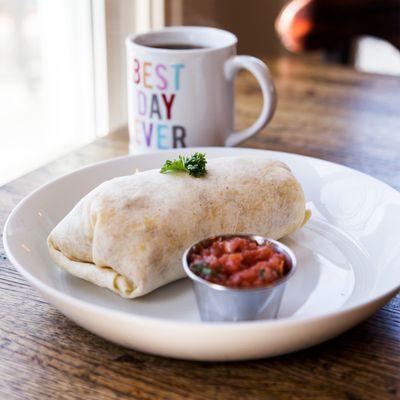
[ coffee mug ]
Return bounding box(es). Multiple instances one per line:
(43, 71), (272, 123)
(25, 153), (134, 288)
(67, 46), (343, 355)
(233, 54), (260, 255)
(126, 26), (276, 153)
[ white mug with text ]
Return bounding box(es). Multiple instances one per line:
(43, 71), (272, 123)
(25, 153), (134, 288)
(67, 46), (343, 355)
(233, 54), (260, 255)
(126, 26), (276, 153)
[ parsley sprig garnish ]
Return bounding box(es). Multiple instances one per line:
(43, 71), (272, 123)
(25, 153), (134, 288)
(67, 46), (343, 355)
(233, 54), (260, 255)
(160, 152), (207, 178)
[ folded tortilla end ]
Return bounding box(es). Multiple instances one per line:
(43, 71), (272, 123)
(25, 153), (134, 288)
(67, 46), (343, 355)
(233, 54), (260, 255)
(48, 238), (136, 298)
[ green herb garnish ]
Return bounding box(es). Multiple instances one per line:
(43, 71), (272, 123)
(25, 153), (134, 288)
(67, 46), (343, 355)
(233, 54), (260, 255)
(160, 152), (207, 178)
(258, 268), (265, 278)
(190, 262), (213, 277)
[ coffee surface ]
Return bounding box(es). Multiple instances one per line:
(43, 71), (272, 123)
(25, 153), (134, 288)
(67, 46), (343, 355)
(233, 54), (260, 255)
(148, 43), (206, 50)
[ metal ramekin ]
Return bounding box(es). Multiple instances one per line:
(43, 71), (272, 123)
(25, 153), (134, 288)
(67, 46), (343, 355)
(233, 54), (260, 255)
(182, 234), (297, 322)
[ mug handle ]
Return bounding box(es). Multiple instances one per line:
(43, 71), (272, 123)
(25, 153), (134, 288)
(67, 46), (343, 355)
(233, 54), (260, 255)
(224, 55), (277, 147)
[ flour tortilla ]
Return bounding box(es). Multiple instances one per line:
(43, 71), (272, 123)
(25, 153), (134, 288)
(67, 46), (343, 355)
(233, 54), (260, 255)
(48, 156), (308, 298)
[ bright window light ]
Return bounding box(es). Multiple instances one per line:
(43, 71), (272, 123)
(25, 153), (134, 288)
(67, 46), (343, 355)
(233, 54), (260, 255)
(0, 0), (96, 186)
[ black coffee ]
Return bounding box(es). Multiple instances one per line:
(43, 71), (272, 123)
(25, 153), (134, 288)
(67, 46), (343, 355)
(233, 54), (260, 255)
(149, 43), (206, 50)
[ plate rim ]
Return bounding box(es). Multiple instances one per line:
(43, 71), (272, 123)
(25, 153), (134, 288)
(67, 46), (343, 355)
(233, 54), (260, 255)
(3, 146), (400, 330)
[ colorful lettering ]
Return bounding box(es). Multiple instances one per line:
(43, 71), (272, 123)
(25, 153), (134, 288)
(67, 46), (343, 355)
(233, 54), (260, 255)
(143, 62), (152, 89)
(157, 124), (168, 149)
(155, 64), (167, 90)
(149, 94), (161, 119)
(133, 58), (140, 84)
(132, 59), (186, 149)
(138, 91), (147, 115)
(171, 64), (184, 91)
(172, 126), (186, 148)
(161, 94), (175, 120)
(142, 121), (153, 146)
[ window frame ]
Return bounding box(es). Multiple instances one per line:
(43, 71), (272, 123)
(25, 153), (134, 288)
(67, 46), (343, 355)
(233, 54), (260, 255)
(91, 0), (166, 137)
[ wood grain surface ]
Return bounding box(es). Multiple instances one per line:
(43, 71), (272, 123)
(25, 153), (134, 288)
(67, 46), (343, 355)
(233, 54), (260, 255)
(0, 57), (399, 400)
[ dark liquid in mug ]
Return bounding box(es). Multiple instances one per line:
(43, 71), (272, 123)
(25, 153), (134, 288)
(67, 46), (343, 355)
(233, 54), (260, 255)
(148, 43), (206, 50)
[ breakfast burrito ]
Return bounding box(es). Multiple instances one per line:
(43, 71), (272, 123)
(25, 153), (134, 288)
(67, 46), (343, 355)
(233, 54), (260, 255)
(48, 156), (309, 298)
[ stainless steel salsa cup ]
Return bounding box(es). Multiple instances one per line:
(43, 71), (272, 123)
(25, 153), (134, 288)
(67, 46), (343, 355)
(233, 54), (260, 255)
(182, 234), (297, 322)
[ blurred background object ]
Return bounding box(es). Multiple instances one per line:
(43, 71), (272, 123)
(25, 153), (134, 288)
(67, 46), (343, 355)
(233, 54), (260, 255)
(1, 0), (399, 186)
(165, 0), (400, 74)
(275, 0), (400, 72)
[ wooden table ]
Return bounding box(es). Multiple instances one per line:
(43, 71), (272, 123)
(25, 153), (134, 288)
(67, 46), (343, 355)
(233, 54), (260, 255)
(1, 57), (399, 399)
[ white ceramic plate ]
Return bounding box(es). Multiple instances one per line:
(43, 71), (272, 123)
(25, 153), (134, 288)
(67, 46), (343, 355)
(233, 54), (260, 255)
(4, 147), (400, 361)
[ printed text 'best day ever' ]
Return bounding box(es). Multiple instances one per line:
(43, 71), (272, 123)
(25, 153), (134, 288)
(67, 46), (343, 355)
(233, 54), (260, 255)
(131, 59), (187, 149)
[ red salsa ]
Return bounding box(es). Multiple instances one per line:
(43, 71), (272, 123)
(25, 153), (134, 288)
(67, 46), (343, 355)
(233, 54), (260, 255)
(188, 236), (290, 289)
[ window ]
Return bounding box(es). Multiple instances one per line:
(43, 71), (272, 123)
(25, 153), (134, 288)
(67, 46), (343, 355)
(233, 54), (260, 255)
(0, 1), (97, 185)
(0, 0), (159, 186)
